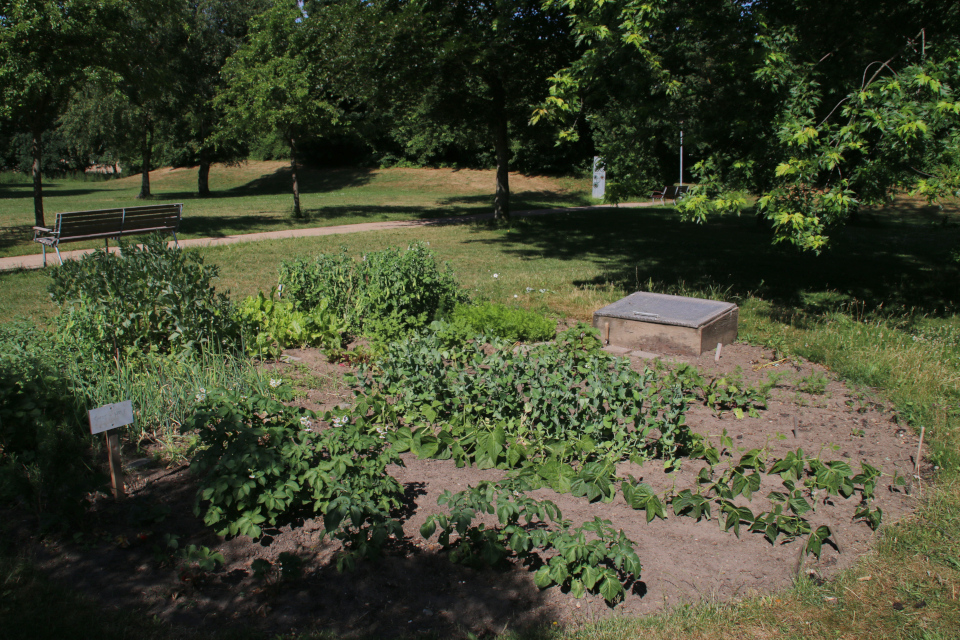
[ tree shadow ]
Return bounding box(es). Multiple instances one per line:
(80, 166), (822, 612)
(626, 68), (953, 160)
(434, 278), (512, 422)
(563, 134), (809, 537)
(468, 206), (960, 317)
(439, 191), (593, 209)
(0, 183), (106, 200)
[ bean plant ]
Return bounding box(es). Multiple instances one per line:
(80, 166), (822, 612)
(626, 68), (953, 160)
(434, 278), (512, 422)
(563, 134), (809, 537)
(350, 330), (695, 481)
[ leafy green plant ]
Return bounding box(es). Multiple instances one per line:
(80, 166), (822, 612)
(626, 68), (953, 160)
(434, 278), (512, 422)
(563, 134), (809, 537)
(445, 302), (556, 343)
(418, 478), (642, 605)
(353, 332), (694, 476)
(554, 321), (605, 358)
(624, 446), (884, 558)
(533, 517), (642, 604)
(278, 242), (467, 337)
(49, 234), (239, 360)
(188, 392), (404, 569)
(797, 370), (829, 395)
(0, 322), (99, 525)
(236, 289), (344, 360)
(419, 478), (562, 569)
(701, 370), (777, 419)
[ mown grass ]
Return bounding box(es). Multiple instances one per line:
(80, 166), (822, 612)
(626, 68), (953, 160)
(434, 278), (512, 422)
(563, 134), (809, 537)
(1, 169), (959, 639)
(0, 163), (592, 258)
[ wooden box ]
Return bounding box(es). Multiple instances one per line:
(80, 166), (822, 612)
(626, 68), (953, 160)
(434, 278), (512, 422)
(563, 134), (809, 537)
(592, 292), (738, 356)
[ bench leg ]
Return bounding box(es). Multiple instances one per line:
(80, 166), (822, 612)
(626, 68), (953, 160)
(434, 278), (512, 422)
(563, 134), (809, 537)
(55, 245), (63, 265)
(41, 243), (46, 268)
(172, 231), (179, 248)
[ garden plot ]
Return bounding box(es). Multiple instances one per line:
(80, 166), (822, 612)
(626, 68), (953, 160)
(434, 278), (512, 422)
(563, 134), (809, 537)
(15, 340), (918, 638)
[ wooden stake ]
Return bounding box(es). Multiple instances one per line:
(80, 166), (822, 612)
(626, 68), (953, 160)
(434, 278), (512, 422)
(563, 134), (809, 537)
(714, 342), (723, 362)
(106, 432), (125, 500)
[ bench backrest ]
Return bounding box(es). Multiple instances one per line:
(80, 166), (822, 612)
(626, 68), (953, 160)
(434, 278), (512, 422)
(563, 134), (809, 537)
(55, 204), (182, 240)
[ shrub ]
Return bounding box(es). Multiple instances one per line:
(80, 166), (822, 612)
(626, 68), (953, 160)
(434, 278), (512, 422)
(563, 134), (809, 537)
(188, 391), (404, 569)
(278, 242), (467, 336)
(49, 234), (239, 359)
(446, 302), (556, 343)
(236, 290), (345, 360)
(0, 323), (98, 524)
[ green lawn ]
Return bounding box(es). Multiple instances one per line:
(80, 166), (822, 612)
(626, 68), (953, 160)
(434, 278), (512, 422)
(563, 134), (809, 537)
(2, 169), (960, 639)
(0, 162), (593, 258)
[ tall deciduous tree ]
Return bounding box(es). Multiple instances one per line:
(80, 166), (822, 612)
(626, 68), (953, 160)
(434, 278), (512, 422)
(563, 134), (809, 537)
(176, 0), (269, 196)
(215, 0), (345, 217)
(540, 0), (960, 250)
(376, 0), (573, 219)
(0, 0), (123, 226)
(115, 0), (188, 200)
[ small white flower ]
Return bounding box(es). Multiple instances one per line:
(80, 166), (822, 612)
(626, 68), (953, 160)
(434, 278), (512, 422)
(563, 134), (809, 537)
(300, 416), (313, 428)
(526, 287), (533, 292)
(539, 289), (546, 293)
(376, 426), (387, 440)
(493, 273), (499, 279)
(269, 378), (282, 388)
(514, 294), (518, 298)
(195, 388), (206, 402)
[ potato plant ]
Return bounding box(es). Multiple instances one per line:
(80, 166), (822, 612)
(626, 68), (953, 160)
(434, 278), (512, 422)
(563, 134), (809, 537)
(187, 390), (404, 569)
(419, 478), (643, 605)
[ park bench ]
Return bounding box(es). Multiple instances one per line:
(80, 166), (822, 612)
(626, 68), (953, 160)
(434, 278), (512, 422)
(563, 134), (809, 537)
(651, 185), (689, 204)
(32, 203), (183, 266)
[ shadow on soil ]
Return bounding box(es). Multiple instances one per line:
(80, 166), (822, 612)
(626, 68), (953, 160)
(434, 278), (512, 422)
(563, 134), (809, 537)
(5, 467), (560, 640)
(471, 203), (960, 317)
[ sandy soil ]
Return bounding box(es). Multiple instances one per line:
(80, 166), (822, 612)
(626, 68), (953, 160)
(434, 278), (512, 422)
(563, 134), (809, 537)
(6, 341), (920, 638)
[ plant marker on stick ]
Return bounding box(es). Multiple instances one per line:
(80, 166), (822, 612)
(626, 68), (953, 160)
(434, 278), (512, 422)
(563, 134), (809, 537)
(89, 400), (134, 500)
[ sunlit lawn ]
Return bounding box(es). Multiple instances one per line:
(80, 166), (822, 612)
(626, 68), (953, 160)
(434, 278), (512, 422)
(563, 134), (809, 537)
(0, 161), (593, 259)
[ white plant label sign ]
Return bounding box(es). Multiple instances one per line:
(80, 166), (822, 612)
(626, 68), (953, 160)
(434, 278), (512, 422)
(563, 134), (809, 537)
(89, 400), (134, 435)
(592, 156), (606, 199)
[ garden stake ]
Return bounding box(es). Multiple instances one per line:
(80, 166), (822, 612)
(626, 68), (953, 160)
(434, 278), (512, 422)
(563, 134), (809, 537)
(106, 432), (126, 500)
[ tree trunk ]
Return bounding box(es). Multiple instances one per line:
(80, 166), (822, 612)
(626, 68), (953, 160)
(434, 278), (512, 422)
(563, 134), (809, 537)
(492, 81), (510, 220)
(31, 130), (45, 228)
(198, 149), (211, 197)
(138, 120), (153, 199)
(289, 137), (302, 218)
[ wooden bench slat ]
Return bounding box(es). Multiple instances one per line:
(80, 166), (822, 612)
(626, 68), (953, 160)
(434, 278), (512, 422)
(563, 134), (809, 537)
(33, 204), (183, 265)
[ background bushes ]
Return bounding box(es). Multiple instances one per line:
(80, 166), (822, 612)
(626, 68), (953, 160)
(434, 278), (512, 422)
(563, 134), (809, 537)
(278, 242), (467, 338)
(49, 235), (240, 359)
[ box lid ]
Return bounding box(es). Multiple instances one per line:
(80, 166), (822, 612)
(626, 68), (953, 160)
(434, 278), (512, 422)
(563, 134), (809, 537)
(593, 291), (736, 329)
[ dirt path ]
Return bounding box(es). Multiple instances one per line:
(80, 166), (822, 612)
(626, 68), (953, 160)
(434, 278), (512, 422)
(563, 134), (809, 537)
(0, 203), (652, 272)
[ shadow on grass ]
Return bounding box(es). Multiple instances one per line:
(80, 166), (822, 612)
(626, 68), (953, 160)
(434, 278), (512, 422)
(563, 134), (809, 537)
(439, 191), (594, 210)
(472, 205), (960, 317)
(0, 183), (110, 200)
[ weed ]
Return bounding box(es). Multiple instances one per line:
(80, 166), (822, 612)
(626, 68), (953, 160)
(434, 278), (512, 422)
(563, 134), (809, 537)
(798, 370), (830, 394)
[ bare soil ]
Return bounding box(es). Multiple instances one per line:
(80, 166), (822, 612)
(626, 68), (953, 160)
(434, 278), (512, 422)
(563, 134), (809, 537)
(6, 341), (920, 638)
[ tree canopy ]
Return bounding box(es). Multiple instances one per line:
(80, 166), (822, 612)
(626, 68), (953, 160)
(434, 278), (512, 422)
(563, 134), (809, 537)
(1, 0), (957, 244)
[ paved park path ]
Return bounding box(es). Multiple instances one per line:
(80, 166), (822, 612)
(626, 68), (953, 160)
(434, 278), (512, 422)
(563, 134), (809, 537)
(0, 202), (653, 272)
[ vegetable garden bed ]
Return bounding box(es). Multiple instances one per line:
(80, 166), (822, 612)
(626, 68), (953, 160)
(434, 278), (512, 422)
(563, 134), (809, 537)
(6, 340), (918, 638)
